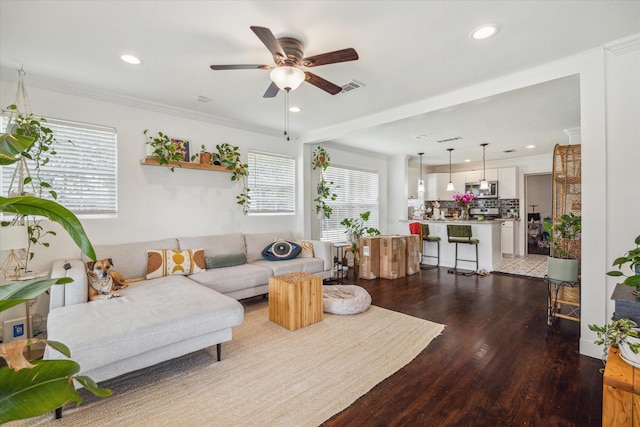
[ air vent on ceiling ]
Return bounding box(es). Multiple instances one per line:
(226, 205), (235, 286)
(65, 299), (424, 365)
(437, 137), (462, 143)
(340, 80), (365, 94)
(504, 149), (517, 153)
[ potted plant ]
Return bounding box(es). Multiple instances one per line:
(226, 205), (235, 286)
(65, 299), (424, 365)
(312, 146), (337, 219)
(144, 129), (183, 172)
(216, 143), (250, 215)
(607, 234), (640, 291)
(543, 213), (581, 283)
(340, 211), (381, 268)
(589, 318), (640, 368)
(0, 132), (109, 423)
(190, 144), (212, 165)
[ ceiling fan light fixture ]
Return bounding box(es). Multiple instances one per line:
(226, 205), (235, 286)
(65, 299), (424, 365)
(270, 66), (305, 91)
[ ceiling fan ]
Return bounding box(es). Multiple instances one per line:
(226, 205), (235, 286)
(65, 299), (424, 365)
(210, 26), (359, 97)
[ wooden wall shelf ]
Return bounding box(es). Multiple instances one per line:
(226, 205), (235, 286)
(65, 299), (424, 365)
(141, 157), (230, 173)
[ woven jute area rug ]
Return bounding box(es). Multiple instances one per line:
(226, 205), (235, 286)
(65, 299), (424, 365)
(17, 302), (444, 427)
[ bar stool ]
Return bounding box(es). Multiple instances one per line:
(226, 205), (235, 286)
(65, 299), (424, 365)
(420, 223), (440, 270)
(446, 224), (479, 276)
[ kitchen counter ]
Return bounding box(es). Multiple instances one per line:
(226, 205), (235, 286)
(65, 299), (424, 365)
(401, 219), (502, 271)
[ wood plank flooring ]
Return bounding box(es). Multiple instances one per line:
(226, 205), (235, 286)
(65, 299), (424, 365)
(322, 268), (603, 427)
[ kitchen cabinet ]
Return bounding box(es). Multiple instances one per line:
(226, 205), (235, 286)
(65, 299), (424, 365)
(465, 169), (497, 184)
(426, 173), (449, 201)
(452, 172), (466, 196)
(498, 167), (518, 199)
(501, 220), (519, 257)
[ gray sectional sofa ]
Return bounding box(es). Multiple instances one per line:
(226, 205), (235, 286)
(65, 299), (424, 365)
(45, 231), (334, 399)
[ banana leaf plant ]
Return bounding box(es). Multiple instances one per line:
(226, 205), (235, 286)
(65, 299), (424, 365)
(0, 131), (108, 423)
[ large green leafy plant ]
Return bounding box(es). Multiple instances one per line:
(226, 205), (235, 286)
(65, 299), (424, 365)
(312, 146), (337, 219)
(607, 234), (640, 290)
(0, 131), (109, 423)
(543, 213), (582, 259)
(340, 211), (381, 266)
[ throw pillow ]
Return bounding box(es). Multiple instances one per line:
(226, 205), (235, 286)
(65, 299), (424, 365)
(261, 240), (301, 261)
(299, 241), (314, 258)
(146, 248), (205, 279)
(205, 253), (247, 269)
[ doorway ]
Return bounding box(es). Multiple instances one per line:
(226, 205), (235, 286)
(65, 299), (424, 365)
(525, 174), (552, 255)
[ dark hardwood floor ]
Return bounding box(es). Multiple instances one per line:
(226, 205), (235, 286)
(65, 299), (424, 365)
(322, 268), (603, 427)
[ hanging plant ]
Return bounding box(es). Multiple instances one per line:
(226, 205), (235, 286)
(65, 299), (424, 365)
(216, 143), (250, 215)
(312, 146), (337, 219)
(144, 129), (184, 172)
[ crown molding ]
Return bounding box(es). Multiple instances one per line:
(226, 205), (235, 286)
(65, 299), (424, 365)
(0, 67), (282, 138)
(605, 33), (640, 55)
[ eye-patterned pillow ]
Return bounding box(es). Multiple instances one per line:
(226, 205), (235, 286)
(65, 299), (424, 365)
(146, 249), (205, 279)
(261, 240), (301, 261)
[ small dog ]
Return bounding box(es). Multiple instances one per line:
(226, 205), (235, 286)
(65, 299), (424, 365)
(87, 258), (128, 301)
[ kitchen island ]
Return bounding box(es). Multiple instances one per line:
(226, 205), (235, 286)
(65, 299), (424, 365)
(401, 219), (502, 272)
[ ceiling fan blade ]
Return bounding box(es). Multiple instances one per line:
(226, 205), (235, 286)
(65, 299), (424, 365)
(250, 26), (286, 60)
(304, 72), (342, 95)
(210, 64), (271, 70)
(302, 48), (359, 67)
(263, 82), (279, 98)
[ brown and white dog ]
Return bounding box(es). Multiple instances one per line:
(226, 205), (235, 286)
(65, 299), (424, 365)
(87, 258), (128, 301)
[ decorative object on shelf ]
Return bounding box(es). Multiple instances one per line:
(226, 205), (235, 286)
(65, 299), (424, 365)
(171, 137), (190, 162)
(216, 143), (250, 215)
(607, 234), (640, 292)
(452, 190), (477, 220)
(190, 144), (213, 165)
(0, 225), (28, 279)
(446, 148), (455, 192)
(340, 211), (381, 270)
(143, 129), (184, 172)
(312, 146), (337, 219)
(479, 143), (489, 191)
(417, 152), (425, 193)
(0, 128), (109, 423)
(589, 318), (640, 368)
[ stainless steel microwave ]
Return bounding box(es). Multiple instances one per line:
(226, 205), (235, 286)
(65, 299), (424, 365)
(465, 181), (498, 199)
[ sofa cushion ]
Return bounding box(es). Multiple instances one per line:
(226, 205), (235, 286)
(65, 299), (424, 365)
(146, 248), (205, 279)
(46, 276), (244, 374)
(188, 263), (273, 295)
(84, 238), (179, 280)
(299, 241), (314, 258)
(261, 240), (301, 261)
(252, 258), (325, 276)
(178, 234), (245, 257)
(244, 231), (294, 263)
(205, 253), (247, 269)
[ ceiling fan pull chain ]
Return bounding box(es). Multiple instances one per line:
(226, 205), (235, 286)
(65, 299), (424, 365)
(284, 89), (290, 141)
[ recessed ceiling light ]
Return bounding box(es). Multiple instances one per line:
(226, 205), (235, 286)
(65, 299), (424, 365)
(120, 54), (142, 65)
(526, 145), (536, 149)
(465, 159), (471, 163)
(289, 106), (301, 113)
(470, 24), (499, 40)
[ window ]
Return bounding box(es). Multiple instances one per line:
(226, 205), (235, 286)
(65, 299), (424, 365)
(321, 166), (379, 243)
(247, 151), (295, 214)
(1, 115), (118, 216)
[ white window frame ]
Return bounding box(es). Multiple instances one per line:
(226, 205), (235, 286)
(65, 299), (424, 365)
(320, 165), (379, 243)
(247, 150), (295, 215)
(1, 115), (118, 217)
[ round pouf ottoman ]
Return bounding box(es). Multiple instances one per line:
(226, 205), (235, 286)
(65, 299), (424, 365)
(322, 285), (372, 315)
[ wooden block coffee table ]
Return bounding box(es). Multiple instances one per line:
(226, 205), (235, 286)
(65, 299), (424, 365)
(268, 272), (323, 331)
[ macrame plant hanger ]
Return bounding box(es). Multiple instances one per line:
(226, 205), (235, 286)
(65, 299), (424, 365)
(7, 67), (37, 198)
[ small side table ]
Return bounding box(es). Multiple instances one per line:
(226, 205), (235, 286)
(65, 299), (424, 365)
(545, 275), (580, 338)
(603, 347), (638, 426)
(268, 272), (323, 331)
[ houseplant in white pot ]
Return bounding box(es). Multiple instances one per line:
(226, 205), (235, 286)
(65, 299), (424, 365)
(544, 213), (581, 283)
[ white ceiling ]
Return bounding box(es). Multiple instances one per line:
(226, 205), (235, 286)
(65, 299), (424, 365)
(1, 1), (639, 166)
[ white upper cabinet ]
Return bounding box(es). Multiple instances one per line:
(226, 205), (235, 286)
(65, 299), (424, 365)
(498, 167), (518, 199)
(465, 170), (482, 183)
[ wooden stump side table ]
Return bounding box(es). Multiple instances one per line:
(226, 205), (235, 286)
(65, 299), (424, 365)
(268, 272), (323, 331)
(603, 347), (640, 426)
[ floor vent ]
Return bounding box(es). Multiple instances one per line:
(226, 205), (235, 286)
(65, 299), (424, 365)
(341, 80), (365, 93)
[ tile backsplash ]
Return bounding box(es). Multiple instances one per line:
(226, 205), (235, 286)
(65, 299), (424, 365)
(413, 198), (520, 217)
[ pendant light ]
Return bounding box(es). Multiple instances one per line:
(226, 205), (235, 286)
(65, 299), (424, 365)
(417, 152), (425, 193)
(479, 143), (489, 191)
(446, 148), (455, 191)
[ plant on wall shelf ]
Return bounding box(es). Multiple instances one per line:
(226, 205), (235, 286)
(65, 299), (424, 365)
(312, 146), (337, 219)
(190, 144), (212, 165)
(144, 129), (183, 172)
(216, 143), (250, 215)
